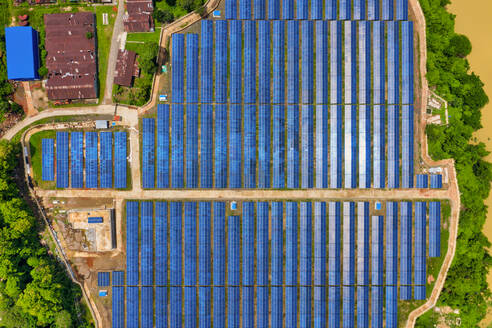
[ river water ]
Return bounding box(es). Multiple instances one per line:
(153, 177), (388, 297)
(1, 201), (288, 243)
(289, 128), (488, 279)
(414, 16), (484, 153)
(447, 0), (492, 325)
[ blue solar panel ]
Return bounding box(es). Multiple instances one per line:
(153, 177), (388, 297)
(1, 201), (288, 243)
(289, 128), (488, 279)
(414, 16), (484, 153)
(415, 201), (427, 300)
(186, 34), (199, 103)
(126, 202), (139, 285)
(416, 174), (429, 188)
(42, 138), (54, 181)
(271, 202), (283, 287)
(431, 174), (443, 188)
(368, 0), (380, 20)
(215, 21), (227, 103)
(314, 202), (326, 327)
(171, 34), (184, 103)
(316, 21), (328, 105)
(126, 286), (138, 327)
(283, 0), (294, 19)
(244, 21), (256, 104)
(268, 0), (279, 19)
(141, 286), (153, 328)
(228, 216), (240, 327)
(372, 215), (384, 327)
(201, 21), (213, 103)
(357, 202), (370, 327)
(200, 105), (213, 188)
(383, 0), (394, 20)
(330, 21), (342, 104)
(286, 202), (297, 327)
(184, 202), (197, 286)
(70, 132), (83, 188)
(302, 21), (313, 104)
(85, 132), (98, 188)
(429, 201), (441, 257)
(287, 21), (299, 104)
(229, 104), (242, 188)
(170, 202), (182, 286)
(141, 202), (153, 285)
(170, 287), (182, 327)
(171, 104), (183, 188)
(242, 202), (254, 286)
(229, 21), (242, 104)
(329, 202), (340, 326)
(97, 272), (110, 286)
(258, 105), (270, 188)
(330, 105), (342, 188)
(186, 104), (198, 188)
(214, 104), (227, 188)
(400, 201), (412, 300)
(142, 118), (155, 189)
(239, 0), (251, 19)
(112, 271), (124, 286)
(402, 22), (414, 105)
(273, 105), (285, 189)
(228, 287), (240, 327)
(155, 287), (167, 328)
(257, 202), (269, 286)
(326, 0), (337, 19)
(114, 132), (127, 189)
(155, 202), (167, 285)
(157, 105), (169, 188)
(297, 0), (308, 19)
(300, 203), (312, 290)
(213, 202), (225, 285)
(254, 0), (265, 19)
(311, 0), (322, 19)
(287, 105), (299, 188)
(339, 0), (351, 20)
(244, 105), (256, 188)
(386, 286), (398, 328)
(342, 202), (355, 327)
(112, 286), (124, 328)
(397, 0), (409, 20)
(225, 0), (237, 19)
(259, 21), (270, 104)
(199, 287), (211, 328)
(56, 132), (68, 188)
(301, 105), (314, 188)
(345, 21), (357, 189)
(354, 0), (365, 20)
(199, 202), (211, 286)
(273, 21), (285, 104)
(99, 132), (113, 188)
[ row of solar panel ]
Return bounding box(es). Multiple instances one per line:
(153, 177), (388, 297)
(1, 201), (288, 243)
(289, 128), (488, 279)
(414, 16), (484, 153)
(41, 132), (127, 188)
(118, 200), (441, 327)
(143, 104), (416, 189)
(225, 0), (409, 21)
(172, 20), (414, 106)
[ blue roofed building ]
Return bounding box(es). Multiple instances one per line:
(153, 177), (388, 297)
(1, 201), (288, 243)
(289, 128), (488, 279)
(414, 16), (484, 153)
(5, 26), (40, 81)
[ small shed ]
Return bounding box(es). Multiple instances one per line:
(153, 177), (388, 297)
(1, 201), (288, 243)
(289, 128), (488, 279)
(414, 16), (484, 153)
(95, 120), (109, 129)
(5, 26), (40, 80)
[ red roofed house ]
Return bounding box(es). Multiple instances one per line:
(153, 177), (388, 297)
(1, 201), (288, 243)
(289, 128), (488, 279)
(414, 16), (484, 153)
(44, 12), (98, 101)
(114, 49), (140, 87)
(124, 0), (154, 32)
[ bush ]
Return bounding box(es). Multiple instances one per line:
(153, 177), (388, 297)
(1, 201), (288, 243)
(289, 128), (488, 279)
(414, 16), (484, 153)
(38, 66), (48, 78)
(154, 9), (174, 23)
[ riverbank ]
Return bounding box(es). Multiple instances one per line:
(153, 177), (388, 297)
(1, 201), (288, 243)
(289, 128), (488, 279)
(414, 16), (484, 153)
(448, 1), (492, 326)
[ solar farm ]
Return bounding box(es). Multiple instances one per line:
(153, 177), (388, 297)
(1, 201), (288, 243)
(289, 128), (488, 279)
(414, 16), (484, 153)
(41, 131), (128, 189)
(29, 0), (456, 327)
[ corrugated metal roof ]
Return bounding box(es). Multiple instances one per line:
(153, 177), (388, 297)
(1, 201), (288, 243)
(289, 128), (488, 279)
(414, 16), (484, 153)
(5, 26), (40, 80)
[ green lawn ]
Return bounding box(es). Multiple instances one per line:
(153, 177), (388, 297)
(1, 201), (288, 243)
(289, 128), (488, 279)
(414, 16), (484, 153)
(95, 5), (117, 102)
(29, 130), (56, 189)
(126, 29), (161, 44)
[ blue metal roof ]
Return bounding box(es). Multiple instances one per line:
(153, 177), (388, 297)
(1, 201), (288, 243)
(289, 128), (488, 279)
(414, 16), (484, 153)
(5, 27), (40, 80)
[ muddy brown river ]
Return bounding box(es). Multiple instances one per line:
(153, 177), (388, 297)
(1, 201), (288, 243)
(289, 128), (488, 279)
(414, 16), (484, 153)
(448, 0), (492, 325)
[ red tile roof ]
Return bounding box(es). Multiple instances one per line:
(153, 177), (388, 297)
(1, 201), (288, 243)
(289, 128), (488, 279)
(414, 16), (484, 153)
(44, 12), (98, 101)
(114, 49), (139, 87)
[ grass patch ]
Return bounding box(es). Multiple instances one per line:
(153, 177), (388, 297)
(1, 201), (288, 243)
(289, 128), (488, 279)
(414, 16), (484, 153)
(29, 130), (56, 189)
(95, 5), (117, 102)
(126, 29), (160, 44)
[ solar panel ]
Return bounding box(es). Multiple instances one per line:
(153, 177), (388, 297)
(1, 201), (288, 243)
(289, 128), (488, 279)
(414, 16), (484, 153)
(329, 202), (341, 326)
(287, 105), (299, 188)
(244, 104), (256, 188)
(111, 286), (124, 328)
(342, 202), (355, 327)
(85, 132), (98, 188)
(141, 202), (153, 285)
(259, 21), (270, 104)
(186, 34), (199, 103)
(200, 105), (213, 188)
(345, 21), (357, 189)
(97, 272), (110, 287)
(141, 286), (153, 328)
(126, 286), (138, 327)
(258, 105), (270, 188)
(239, 0), (251, 19)
(357, 202), (370, 327)
(215, 21), (227, 103)
(99, 132), (113, 188)
(200, 21), (213, 103)
(214, 104), (227, 188)
(272, 21), (285, 104)
(273, 105), (285, 188)
(41, 138), (54, 181)
(400, 201), (413, 300)
(70, 132), (83, 188)
(112, 271), (124, 286)
(156, 105), (169, 189)
(301, 105), (314, 188)
(287, 21), (299, 104)
(229, 104), (242, 188)
(271, 202), (283, 326)
(142, 118), (155, 188)
(114, 132), (127, 189)
(415, 200), (427, 300)
(244, 21), (256, 104)
(229, 21), (242, 104)
(171, 34), (184, 103)
(372, 215), (384, 326)
(171, 104), (183, 188)
(56, 132), (68, 188)
(186, 104), (198, 188)
(126, 202), (139, 285)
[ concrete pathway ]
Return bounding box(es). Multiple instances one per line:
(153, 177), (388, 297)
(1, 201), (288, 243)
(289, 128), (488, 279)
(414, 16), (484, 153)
(103, 0), (125, 104)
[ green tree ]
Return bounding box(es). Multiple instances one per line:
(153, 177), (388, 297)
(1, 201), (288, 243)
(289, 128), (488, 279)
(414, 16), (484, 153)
(55, 310), (73, 328)
(38, 66), (48, 78)
(448, 34), (472, 58)
(153, 9), (174, 23)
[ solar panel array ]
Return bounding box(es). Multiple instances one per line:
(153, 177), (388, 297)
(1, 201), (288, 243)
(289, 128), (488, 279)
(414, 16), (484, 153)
(43, 132), (128, 189)
(97, 272), (110, 287)
(117, 199), (442, 327)
(145, 0), (416, 190)
(41, 138), (54, 181)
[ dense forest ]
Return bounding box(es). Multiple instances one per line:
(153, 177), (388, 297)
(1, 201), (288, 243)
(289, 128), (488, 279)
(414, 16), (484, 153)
(418, 0), (492, 325)
(0, 8), (92, 328)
